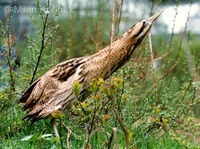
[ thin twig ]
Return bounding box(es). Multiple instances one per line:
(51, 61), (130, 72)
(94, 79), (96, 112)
(6, 1), (15, 92)
(97, 0), (104, 51)
(156, 2), (179, 102)
(148, 33), (154, 67)
(108, 1), (128, 148)
(113, 128), (118, 149)
(168, 1), (192, 88)
(108, 127), (118, 149)
(146, 61), (179, 94)
(58, 119), (64, 149)
(110, 95), (129, 148)
(108, 130), (113, 149)
(30, 11), (49, 84)
(108, 0), (115, 77)
(148, 33), (156, 84)
(84, 124), (90, 149)
(61, 121), (72, 149)
(115, 0), (124, 38)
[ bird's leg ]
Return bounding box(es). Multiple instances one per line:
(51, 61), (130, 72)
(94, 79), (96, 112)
(61, 121), (72, 149)
(51, 118), (60, 138)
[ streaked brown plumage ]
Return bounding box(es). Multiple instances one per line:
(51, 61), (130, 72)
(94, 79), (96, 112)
(20, 12), (162, 134)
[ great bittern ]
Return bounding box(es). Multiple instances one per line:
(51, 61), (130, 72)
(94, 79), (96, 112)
(19, 12), (162, 137)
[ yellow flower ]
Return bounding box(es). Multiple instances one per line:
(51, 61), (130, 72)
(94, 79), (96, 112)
(153, 106), (160, 113)
(51, 110), (64, 119)
(162, 118), (168, 125)
(98, 78), (104, 84)
(80, 101), (91, 108)
(104, 114), (110, 121)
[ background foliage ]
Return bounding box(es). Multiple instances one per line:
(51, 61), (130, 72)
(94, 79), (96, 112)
(0, 0), (200, 148)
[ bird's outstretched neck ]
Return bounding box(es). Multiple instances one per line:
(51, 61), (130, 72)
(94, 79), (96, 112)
(86, 11), (163, 80)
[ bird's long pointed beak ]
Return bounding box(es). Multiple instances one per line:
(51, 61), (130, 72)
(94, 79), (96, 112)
(148, 11), (163, 24)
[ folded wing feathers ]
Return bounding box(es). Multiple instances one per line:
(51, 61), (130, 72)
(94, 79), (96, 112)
(20, 57), (88, 123)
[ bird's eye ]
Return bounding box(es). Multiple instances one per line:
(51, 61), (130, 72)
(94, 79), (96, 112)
(142, 20), (147, 26)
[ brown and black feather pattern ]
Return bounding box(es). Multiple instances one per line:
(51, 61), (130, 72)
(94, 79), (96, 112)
(19, 12), (162, 124)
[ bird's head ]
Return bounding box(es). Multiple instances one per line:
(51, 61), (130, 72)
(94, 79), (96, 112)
(122, 11), (163, 44)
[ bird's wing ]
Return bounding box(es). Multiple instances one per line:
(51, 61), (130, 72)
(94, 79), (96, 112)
(19, 57), (88, 123)
(19, 78), (41, 103)
(23, 83), (76, 124)
(49, 57), (88, 81)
